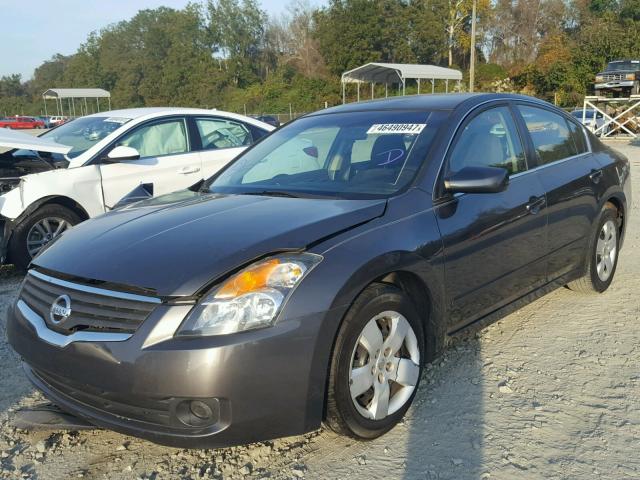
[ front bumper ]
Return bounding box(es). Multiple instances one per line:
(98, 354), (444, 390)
(595, 80), (635, 90)
(7, 299), (347, 448)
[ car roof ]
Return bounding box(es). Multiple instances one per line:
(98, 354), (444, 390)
(311, 93), (550, 116)
(83, 107), (228, 120)
(80, 107), (274, 130)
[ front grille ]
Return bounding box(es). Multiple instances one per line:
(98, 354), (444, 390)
(20, 270), (158, 335)
(603, 73), (625, 81)
(32, 368), (174, 427)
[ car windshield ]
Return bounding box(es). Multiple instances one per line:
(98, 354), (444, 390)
(572, 110), (603, 120)
(607, 61), (639, 71)
(572, 110), (596, 119)
(40, 116), (131, 158)
(207, 110), (441, 199)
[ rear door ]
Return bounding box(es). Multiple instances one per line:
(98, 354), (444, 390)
(514, 104), (604, 280)
(99, 117), (202, 209)
(192, 117), (257, 179)
(434, 104), (548, 331)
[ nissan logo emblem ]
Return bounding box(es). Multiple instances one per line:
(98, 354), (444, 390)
(50, 294), (72, 324)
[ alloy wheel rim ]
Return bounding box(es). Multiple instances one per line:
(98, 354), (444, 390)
(595, 219), (617, 282)
(26, 217), (69, 258)
(349, 311), (420, 421)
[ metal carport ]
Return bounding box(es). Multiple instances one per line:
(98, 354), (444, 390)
(42, 88), (111, 118)
(341, 63), (463, 103)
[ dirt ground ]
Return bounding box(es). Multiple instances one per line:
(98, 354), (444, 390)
(0, 140), (639, 480)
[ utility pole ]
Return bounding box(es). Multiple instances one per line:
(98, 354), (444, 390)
(469, 0), (477, 92)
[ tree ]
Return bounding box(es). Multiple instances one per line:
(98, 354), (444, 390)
(282, 1), (328, 77)
(485, 0), (568, 68)
(207, 0), (267, 85)
(314, 0), (415, 76)
(407, 0), (449, 65)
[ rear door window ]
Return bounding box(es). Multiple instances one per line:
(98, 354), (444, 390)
(195, 118), (253, 150)
(517, 105), (579, 165)
(567, 120), (588, 154)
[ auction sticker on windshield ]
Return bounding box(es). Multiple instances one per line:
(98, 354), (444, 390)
(367, 124), (426, 135)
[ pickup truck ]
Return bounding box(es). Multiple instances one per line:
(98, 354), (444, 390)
(595, 60), (640, 97)
(0, 117), (46, 129)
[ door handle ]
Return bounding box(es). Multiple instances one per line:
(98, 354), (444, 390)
(178, 166), (200, 175)
(526, 196), (546, 215)
(589, 169), (603, 184)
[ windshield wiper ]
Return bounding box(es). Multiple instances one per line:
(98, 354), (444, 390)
(238, 190), (301, 198)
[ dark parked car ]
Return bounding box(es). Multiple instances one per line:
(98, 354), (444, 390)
(254, 114), (281, 127)
(7, 94), (630, 448)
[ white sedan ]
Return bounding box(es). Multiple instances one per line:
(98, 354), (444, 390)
(0, 107), (274, 268)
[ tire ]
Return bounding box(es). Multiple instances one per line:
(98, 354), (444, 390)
(8, 204), (81, 270)
(568, 203), (620, 294)
(325, 282), (425, 439)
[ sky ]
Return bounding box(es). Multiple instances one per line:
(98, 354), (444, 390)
(0, 0), (314, 79)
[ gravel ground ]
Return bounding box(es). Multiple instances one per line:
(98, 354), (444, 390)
(0, 140), (638, 480)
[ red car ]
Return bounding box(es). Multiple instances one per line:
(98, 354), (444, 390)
(0, 116), (46, 129)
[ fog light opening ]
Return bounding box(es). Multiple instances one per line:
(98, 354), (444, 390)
(190, 400), (213, 420)
(175, 399), (219, 428)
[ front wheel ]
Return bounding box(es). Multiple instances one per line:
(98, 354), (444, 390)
(325, 283), (424, 439)
(8, 204), (81, 270)
(568, 204), (620, 294)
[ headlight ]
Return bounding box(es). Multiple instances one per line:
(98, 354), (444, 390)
(0, 179), (21, 194)
(595, 75), (604, 82)
(626, 73), (636, 81)
(177, 253), (322, 336)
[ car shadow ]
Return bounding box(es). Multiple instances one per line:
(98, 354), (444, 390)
(401, 333), (486, 480)
(0, 266), (30, 415)
(277, 334), (487, 480)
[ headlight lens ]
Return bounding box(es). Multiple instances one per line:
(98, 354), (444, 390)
(177, 253), (322, 336)
(0, 179), (21, 194)
(595, 75), (604, 82)
(626, 73), (635, 81)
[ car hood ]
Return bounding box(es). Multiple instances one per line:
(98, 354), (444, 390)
(0, 128), (72, 155)
(33, 190), (387, 297)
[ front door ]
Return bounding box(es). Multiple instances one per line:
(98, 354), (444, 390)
(434, 105), (548, 332)
(99, 117), (202, 209)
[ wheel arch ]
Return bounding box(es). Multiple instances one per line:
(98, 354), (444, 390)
(601, 192), (626, 246)
(376, 270), (440, 363)
(3, 195), (91, 264)
(326, 251), (447, 370)
(14, 195), (91, 226)
(320, 262), (445, 424)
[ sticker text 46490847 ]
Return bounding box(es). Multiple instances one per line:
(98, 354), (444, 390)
(367, 124), (426, 135)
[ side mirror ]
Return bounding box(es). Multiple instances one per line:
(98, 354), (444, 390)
(107, 145), (140, 162)
(444, 166), (509, 194)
